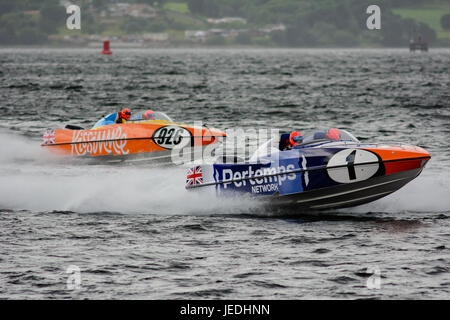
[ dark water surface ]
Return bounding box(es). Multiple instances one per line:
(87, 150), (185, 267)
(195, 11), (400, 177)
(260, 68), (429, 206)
(0, 48), (449, 299)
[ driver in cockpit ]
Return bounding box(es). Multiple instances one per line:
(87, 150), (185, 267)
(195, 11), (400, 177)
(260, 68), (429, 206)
(289, 128), (341, 147)
(92, 108), (132, 129)
(277, 128), (345, 151)
(325, 128), (341, 140)
(115, 108), (132, 123)
(142, 110), (156, 120)
(280, 131), (303, 150)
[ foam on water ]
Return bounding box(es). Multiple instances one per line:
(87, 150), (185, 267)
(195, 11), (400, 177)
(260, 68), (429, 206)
(0, 131), (262, 214)
(1, 131), (448, 215)
(0, 130), (48, 164)
(347, 170), (450, 214)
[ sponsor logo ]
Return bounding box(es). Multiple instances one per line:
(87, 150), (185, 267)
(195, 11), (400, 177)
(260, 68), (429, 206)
(152, 126), (191, 150)
(71, 126), (129, 156)
(219, 164), (297, 191)
(252, 183), (278, 194)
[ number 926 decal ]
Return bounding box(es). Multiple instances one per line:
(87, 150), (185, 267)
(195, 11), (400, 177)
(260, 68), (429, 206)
(152, 126), (192, 149)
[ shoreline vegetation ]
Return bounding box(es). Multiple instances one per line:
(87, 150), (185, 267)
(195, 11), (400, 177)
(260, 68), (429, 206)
(1, 0), (449, 48)
(3, 46), (450, 50)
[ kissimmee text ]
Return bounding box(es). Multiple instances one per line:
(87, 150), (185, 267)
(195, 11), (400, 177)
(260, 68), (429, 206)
(180, 304), (270, 317)
(220, 164), (296, 189)
(71, 127), (129, 156)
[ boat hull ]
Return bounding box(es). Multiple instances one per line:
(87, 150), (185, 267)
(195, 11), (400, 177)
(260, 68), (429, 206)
(269, 166), (425, 210)
(41, 121), (225, 163)
(185, 143), (431, 210)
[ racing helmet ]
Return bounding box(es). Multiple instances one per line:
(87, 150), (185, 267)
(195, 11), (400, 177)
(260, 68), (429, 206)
(121, 108), (131, 120)
(289, 131), (303, 146)
(143, 110), (156, 120)
(326, 128), (341, 140)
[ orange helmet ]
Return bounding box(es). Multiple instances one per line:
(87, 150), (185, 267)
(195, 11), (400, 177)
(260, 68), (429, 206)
(143, 110), (156, 120)
(289, 131), (302, 146)
(121, 108), (131, 120)
(326, 128), (341, 140)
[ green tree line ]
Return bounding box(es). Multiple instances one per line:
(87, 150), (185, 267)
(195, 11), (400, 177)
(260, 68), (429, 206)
(186, 0), (438, 46)
(0, 0), (444, 46)
(0, 0), (65, 44)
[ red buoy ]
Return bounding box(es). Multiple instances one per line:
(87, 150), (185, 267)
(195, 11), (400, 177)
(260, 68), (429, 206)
(101, 41), (112, 55)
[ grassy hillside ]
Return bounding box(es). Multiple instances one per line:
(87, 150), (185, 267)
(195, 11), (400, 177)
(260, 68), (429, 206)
(392, 2), (450, 41)
(163, 2), (190, 14)
(1, 0), (450, 46)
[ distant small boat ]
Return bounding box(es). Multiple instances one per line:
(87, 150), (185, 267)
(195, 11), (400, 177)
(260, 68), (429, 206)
(409, 35), (428, 52)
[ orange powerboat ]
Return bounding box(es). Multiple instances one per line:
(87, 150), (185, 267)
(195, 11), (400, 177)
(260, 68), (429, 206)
(41, 111), (226, 164)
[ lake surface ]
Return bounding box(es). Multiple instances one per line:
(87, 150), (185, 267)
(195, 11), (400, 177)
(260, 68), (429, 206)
(0, 48), (449, 299)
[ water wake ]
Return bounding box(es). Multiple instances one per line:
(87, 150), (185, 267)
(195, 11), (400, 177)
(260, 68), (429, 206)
(0, 131), (448, 215)
(347, 170), (450, 214)
(0, 131), (262, 214)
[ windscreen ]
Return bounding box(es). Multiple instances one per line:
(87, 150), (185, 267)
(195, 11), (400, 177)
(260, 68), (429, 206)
(299, 129), (359, 145)
(130, 111), (173, 122)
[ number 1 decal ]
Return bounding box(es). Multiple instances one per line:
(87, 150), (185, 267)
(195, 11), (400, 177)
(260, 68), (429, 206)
(346, 150), (357, 180)
(327, 149), (380, 184)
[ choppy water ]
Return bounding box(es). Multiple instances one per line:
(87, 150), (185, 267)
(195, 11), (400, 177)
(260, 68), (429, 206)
(0, 48), (449, 299)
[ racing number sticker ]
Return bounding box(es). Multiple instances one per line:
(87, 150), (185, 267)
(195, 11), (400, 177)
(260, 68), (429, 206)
(327, 149), (380, 183)
(152, 126), (191, 149)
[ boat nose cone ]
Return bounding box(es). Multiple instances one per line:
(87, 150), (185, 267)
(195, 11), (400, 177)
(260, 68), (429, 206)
(414, 146), (431, 158)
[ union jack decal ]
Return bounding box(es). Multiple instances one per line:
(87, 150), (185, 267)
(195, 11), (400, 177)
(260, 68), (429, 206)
(186, 166), (203, 187)
(42, 129), (55, 145)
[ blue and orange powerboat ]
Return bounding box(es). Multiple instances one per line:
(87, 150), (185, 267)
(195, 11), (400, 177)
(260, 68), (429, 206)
(185, 129), (431, 210)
